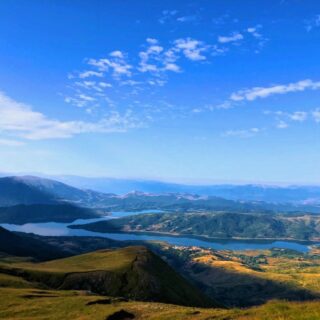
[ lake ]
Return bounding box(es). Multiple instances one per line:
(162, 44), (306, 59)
(1, 210), (317, 253)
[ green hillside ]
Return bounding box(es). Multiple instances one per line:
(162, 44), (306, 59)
(71, 211), (320, 241)
(0, 227), (67, 261)
(0, 246), (213, 307)
(1, 287), (320, 320)
(0, 204), (99, 224)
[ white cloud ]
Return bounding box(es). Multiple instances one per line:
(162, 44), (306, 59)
(247, 25), (263, 39)
(74, 81), (106, 93)
(109, 50), (124, 58)
(164, 63), (180, 72)
(174, 38), (208, 61)
(88, 52), (132, 78)
(146, 38), (158, 44)
(99, 82), (112, 88)
(223, 127), (260, 138)
(289, 111), (308, 122)
(230, 79), (320, 101)
(138, 41), (164, 73)
(78, 93), (96, 102)
(265, 109), (320, 127)
(305, 14), (320, 31)
(148, 79), (166, 86)
(218, 32), (243, 43)
(0, 91), (141, 140)
(138, 39), (182, 75)
(78, 71), (104, 79)
(312, 108), (320, 122)
(276, 120), (288, 129)
(247, 27), (256, 33)
(0, 138), (25, 146)
(158, 10), (178, 24)
(120, 80), (142, 86)
(176, 15), (197, 23)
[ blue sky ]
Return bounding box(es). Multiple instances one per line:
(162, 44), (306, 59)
(0, 0), (319, 184)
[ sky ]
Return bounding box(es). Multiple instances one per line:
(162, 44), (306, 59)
(0, 0), (319, 184)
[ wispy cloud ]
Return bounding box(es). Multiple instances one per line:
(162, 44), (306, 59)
(176, 15), (198, 23)
(0, 138), (25, 146)
(218, 32), (243, 44)
(88, 51), (132, 78)
(289, 111), (308, 122)
(65, 33), (267, 114)
(174, 38), (208, 61)
(312, 109), (320, 122)
(222, 127), (260, 138)
(158, 10), (178, 24)
(264, 109), (319, 129)
(78, 71), (104, 79)
(276, 120), (289, 129)
(305, 14), (320, 32)
(0, 91), (142, 141)
(247, 25), (263, 39)
(230, 79), (320, 102)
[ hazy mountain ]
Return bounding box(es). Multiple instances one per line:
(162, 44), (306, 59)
(1, 176), (319, 218)
(0, 175), (118, 208)
(51, 175), (320, 205)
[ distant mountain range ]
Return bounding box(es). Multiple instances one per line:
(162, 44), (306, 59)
(2, 173), (320, 204)
(0, 176), (319, 222)
(33, 174), (320, 205)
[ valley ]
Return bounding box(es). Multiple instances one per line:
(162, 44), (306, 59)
(0, 175), (319, 319)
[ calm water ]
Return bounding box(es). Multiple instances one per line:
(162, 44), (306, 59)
(1, 210), (317, 253)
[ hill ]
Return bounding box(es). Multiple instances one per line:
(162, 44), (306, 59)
(0, 204), (99, 224)
(0, 285), (320, 319)
(0, 176), (115, 207)
(0, 246), (213, 307)
(70, 211), (320, 241)
(0, 226), (67, 261)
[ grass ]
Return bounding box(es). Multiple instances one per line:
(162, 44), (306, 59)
(0, 246), (213, 308)
(0, 288), (320, 320)
(184, 246), (320, 294)
(0, 274), (34, 288)
(0, 246), (320, 319)
(15, 246), (141, 273)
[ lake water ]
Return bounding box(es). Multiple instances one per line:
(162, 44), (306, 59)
(1, 210), (317, 253)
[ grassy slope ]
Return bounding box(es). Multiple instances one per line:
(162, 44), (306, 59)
(0, 227), (67, 261)
(1, 287), (320, 320)
(0, 246), (213, 308)
(17, 247), (139, 272)
(0, 247), (320, 319)
(153, 245), (320, 307)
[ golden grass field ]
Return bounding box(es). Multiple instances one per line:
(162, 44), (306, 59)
(0, 246), (320, 320)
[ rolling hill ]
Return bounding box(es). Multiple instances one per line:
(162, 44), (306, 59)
(0, 226), (67, 261)
(0, 204), (99, 224)
(0, 246), (214, 307)
(70, 211), (320, 241)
